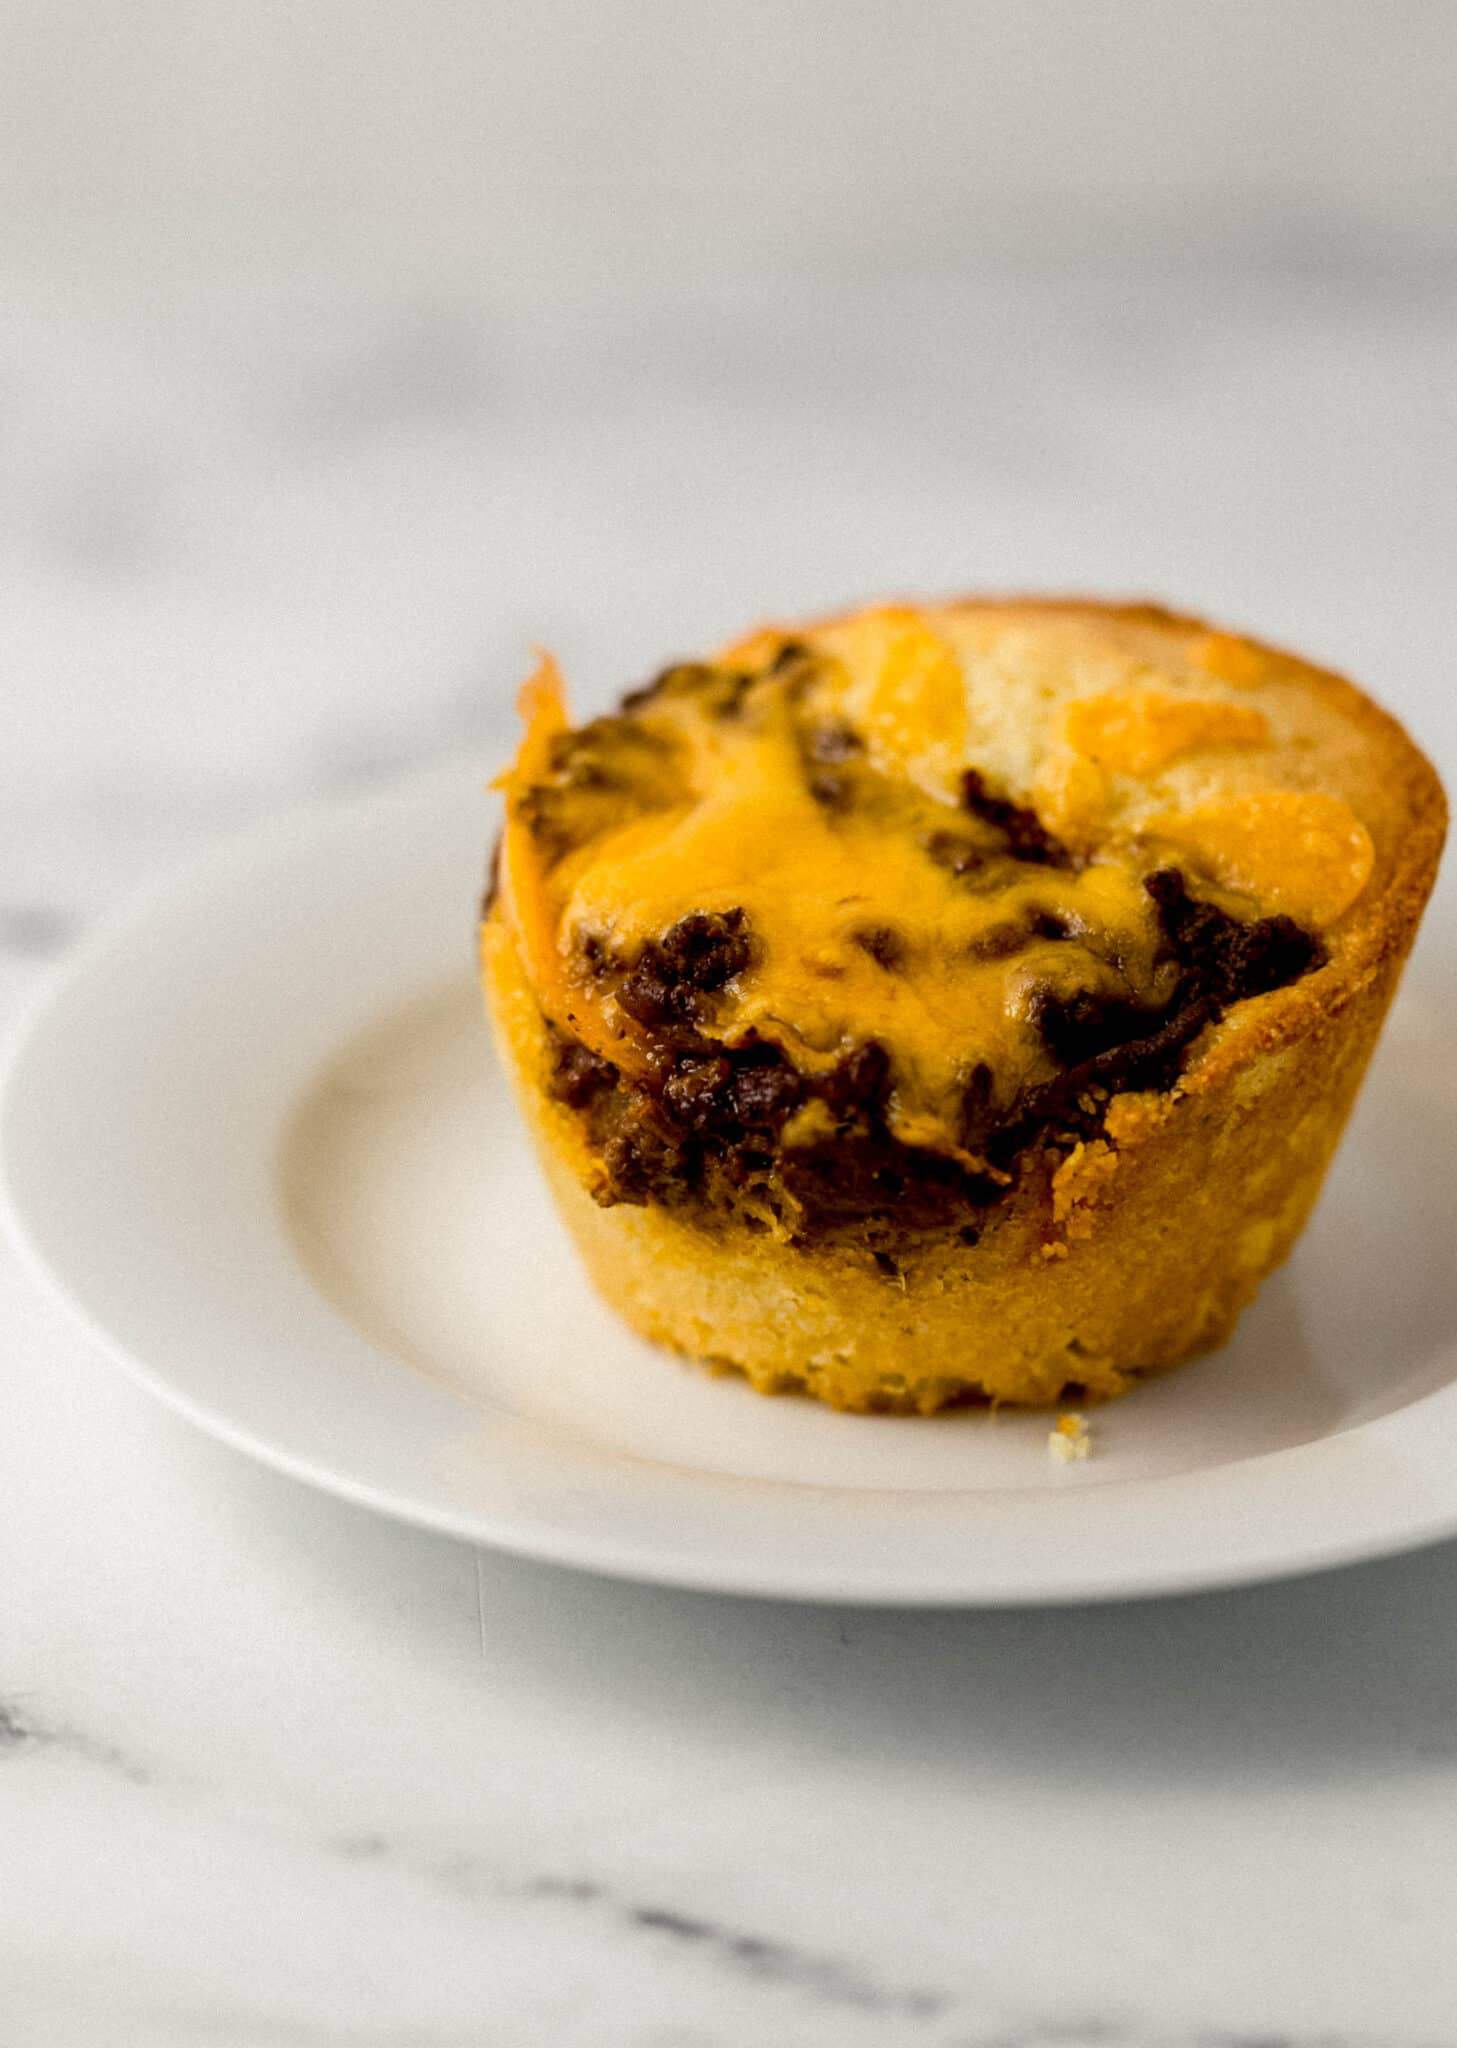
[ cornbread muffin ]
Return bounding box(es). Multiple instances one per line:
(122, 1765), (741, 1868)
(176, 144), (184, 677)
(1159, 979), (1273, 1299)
(482, 599), (1445, 1412)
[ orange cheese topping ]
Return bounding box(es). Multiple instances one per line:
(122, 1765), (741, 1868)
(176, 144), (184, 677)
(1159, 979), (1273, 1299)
(492, 656), (580, 1039)
(849, 606), (969, 802)
(1064, 689), (1271, 777)
(492, 605), (1369, 1153)
(1190, 631), (1269, 688)
(557, 744), (1165, 1138)
(1148, 789), (1374, 926)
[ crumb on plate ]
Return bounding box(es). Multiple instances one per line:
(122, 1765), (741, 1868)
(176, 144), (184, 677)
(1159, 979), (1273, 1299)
(1048, 1412), (1091, 1464)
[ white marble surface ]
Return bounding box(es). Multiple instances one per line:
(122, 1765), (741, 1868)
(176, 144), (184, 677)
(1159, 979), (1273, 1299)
(4, 258), (1457, 2045)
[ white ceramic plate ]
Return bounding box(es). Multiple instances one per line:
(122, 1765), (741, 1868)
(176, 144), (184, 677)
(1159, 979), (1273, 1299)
(5, 758), (1457, 1605)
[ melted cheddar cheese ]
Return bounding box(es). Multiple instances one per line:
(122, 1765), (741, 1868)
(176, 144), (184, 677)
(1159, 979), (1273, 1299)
(494, 604), (1367, 1159)
(1147, 789), (1374, 926)
(1063, 690), (1271, 777)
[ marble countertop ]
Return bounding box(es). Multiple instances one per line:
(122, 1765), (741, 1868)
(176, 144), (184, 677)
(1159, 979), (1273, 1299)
(4, 259), (1457, 2046)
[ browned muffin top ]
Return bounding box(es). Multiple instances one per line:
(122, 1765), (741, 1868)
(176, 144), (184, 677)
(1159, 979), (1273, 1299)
(485, 599), (1432, 1240)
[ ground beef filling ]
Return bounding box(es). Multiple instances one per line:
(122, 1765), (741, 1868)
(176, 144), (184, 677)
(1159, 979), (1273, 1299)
(543, 872), (1322, 1248)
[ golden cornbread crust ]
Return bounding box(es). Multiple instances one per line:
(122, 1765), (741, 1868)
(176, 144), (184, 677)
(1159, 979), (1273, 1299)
(483, 597), (1446, 1412)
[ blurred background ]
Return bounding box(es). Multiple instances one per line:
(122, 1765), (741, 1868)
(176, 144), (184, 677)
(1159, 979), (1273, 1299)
(2, 0), (1454, 974)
